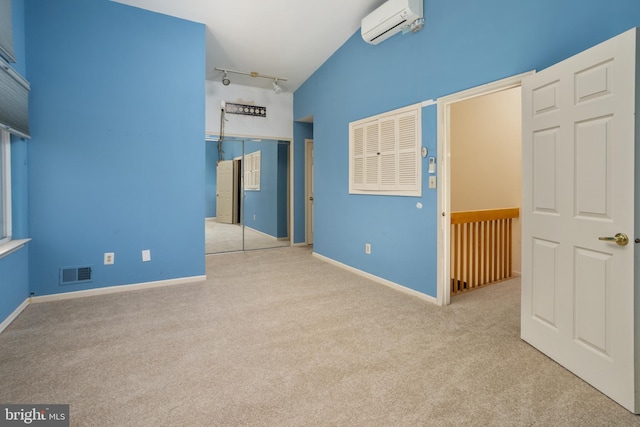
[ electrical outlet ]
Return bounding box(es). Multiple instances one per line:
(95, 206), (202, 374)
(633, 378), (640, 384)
(142, 250), (151, 262)
(253, 214), (256, 221)
(365, 243), (371, 254)
(104, 252), (114, 265)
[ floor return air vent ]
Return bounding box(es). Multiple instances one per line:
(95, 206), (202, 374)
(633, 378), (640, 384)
(59, 266), (93, 285)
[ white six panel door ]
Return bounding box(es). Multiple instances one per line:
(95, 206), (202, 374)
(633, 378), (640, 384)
(521, 28), (637, 412)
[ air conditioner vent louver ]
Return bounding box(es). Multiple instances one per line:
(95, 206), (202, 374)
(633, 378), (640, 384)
(370, 19), (407, 43)
(60, 266), (93, 285)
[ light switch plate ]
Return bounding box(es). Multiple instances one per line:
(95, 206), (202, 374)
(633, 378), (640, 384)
(429, 176), (436, 189)
(142, 250), (151, 262)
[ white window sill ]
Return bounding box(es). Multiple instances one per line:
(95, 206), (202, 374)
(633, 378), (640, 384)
(0, 238), (31, 259)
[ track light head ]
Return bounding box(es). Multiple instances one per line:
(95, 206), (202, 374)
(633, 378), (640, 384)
(222, 71), (230, 86)
(273, 79), (282, 94)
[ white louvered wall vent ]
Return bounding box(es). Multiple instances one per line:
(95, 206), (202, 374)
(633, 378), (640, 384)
(349, 103), (422, 197)
(59, 266), (92, 286)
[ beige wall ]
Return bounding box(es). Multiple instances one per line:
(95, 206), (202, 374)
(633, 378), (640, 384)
(450, 87), (522, 273)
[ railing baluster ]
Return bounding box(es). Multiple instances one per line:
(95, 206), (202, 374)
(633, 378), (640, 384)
(451, 223), (456, 293)
(483, 221), (488, 285)
(470, 222), (476, 289)
(507, 218), (512, 277)
(498, 220), (502, 280)
(465, 222), (470, 290)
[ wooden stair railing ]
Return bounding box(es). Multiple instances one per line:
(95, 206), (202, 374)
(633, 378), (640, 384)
(450, 208), (519, 295)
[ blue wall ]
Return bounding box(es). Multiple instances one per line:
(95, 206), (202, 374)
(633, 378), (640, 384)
(0, 0), (29, 324)
(293, 0), (640, 297)
(0, 247), (29, 322)
(24, 0), (205, 296)
(245, 141), (279, 237)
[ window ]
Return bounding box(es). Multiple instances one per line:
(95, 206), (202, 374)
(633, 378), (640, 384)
(0, 129), (10, 245)
(0, 0), (16, 63)
(244, 150), (261, 191)
(0, 5), (30, 254)
(0, 55), (30, 138)
(349, 103), (422, 196)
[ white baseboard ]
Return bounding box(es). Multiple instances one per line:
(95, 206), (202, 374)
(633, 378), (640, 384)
(0, 297), (30, 334)
(312, 253), (437, 305)
(292, 242), (309, 247)
(31, 275), (207, 303)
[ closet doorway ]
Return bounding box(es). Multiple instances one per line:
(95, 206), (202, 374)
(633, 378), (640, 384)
(205, 137), (291, 254)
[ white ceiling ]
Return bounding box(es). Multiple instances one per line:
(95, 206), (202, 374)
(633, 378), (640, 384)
(112, 0), (385, 93)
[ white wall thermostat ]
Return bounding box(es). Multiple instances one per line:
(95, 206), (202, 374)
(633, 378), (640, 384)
(428, 157), (436, 173)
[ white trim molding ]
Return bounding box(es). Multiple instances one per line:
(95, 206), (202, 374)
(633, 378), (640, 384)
(31, 275), (206, 303)
(0, 238), (30, 259)
(0, 129), (11, 244)
(0, 297), (29, 334)
(312, 252), (437, 305)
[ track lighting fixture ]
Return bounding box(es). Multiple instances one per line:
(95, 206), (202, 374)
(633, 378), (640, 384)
(272, 79), (282, 95)
(214, 67), (287, 93)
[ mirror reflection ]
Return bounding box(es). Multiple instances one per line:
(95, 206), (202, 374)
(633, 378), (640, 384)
(205, 137), (290, 254)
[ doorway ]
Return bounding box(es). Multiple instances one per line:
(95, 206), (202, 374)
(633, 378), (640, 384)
(437, 72), (533, 306)
(205, 137), (292, 254)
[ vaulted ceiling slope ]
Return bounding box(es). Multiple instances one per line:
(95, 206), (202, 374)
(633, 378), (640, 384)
(112, 0), (385, 92)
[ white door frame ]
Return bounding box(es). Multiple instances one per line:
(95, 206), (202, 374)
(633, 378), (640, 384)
(305, 139), (314, 245)
(436, 71), (535, 306)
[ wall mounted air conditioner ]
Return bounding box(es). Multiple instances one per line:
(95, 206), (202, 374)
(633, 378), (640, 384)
(361, 0), (423, 45)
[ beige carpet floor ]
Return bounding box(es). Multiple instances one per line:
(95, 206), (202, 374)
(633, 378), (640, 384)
(1, 246), (639, 426)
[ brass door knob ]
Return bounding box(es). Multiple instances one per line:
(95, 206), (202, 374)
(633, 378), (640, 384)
(598, 233), (629, 246)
